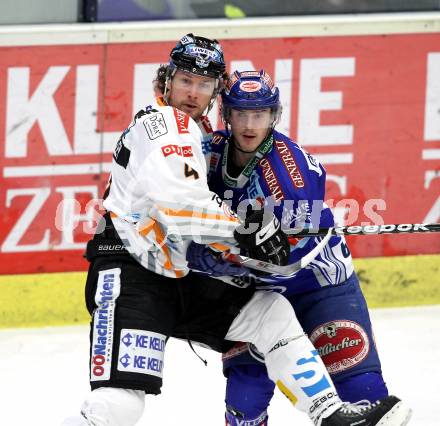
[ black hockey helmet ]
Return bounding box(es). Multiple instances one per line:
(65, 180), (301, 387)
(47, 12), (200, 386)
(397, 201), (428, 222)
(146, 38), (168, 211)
(168, 33), (226, 79)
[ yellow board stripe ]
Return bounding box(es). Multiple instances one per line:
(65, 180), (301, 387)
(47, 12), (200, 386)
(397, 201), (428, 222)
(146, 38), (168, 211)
(0, 254), (439, 329)
(276, 380), (298, 405)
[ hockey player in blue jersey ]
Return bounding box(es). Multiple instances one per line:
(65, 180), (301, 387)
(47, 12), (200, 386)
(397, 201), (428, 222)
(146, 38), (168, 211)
(187, 69), (412, 426)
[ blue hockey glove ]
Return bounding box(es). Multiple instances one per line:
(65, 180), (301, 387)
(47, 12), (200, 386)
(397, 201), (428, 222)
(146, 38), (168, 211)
(186, 242), (249, 277)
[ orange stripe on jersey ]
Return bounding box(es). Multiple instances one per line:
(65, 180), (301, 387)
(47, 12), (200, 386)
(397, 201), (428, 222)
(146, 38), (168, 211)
(156, 96), (167, 106)
(138, 219), (156, 236)
(209, 242), (231, 252)
(110, 211), (184, 278)
(174, 269), (185, 278)
(151, 222), (172, 270)
(139, 220), (175, 272)
(160, 207), (239, 224)
(151, 222), (186, 278)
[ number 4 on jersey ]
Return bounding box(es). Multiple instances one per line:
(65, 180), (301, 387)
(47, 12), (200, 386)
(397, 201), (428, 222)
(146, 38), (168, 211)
(184, 163), (199, 179)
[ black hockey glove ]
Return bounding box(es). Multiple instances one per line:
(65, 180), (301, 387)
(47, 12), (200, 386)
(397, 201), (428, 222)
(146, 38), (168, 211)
(233, 208), (290, 266)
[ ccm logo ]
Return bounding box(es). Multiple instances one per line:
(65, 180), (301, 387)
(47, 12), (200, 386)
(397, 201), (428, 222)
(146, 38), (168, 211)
(162, 144), (193, 158)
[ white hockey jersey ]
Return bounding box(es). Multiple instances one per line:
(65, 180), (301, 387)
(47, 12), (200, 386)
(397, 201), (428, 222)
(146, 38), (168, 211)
(103, 98), (239, 278)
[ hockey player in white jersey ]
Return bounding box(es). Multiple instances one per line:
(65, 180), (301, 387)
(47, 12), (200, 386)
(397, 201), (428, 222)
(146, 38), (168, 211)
(63, 34), (409, 426)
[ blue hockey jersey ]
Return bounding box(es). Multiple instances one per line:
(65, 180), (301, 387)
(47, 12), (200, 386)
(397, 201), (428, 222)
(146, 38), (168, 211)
(208, 130), (354, 296)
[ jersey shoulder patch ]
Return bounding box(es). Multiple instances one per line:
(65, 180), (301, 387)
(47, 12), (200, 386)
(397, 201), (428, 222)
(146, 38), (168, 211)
(142, 111), (168, 140)
(173, 108), (190, 134)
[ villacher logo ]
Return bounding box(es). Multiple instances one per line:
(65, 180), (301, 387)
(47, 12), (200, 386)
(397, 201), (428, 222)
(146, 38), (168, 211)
(310, 320), (370, 374)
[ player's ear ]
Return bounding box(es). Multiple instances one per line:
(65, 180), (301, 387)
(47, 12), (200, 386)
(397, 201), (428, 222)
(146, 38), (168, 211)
(220, 71), (230, 91)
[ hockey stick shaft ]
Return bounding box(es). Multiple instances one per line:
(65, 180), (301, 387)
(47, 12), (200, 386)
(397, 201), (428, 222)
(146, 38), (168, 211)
(221, 223), (439, 276)
(283, 223), (440, 237)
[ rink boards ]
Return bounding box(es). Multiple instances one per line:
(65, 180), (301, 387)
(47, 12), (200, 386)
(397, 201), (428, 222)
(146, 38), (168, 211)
(0, 14), (439, 275)
(0, 14), (439, 328)
(1, 253), (439, 329)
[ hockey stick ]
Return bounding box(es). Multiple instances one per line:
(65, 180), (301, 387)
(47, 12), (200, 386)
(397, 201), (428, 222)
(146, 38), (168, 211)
(221, 223), (439, 276)
(222, 228), (333, 277)
(283, 223), (440, 237)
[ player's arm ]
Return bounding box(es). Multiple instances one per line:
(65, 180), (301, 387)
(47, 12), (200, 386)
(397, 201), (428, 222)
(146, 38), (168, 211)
(138, 130), (239, 242)
(136, 112), (290, 265)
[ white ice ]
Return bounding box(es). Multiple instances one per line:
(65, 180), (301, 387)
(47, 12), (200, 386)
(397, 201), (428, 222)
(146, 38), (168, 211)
(1, 305), (439, 426)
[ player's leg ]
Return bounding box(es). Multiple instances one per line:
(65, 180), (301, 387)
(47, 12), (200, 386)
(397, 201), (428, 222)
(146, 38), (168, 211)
(62, 257), (179, 426)
(290, 272), (388, 403)
(172, 270), (255, 353)
(225, 291), (342, 424)
(63, 388), (145, 426)
(174, 273), (267, 425)
(225, 290), (411, 426)
(225, 363), (274, 426)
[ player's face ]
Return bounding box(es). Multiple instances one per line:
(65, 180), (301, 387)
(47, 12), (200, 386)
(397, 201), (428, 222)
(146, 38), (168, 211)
(229, 108), (272, 152)
(168, 70), (216, 120)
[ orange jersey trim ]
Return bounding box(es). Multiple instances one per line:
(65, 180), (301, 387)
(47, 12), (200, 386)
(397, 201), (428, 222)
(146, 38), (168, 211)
(112, 212), (184, 278)
(159, 207), (239, 224)
(156, 96), (167, 106)
(209, 242), (231, 252)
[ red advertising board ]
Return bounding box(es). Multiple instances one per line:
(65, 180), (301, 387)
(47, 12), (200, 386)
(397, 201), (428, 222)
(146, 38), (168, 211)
(0, 34), (439, 274)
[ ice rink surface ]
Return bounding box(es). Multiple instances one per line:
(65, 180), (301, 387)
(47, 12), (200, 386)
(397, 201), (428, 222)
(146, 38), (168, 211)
(1, 305), (439, 426)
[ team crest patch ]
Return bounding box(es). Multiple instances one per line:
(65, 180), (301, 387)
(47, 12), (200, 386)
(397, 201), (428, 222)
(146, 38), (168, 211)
(143, 113), (167, 140)
(310, 320), (370, 374)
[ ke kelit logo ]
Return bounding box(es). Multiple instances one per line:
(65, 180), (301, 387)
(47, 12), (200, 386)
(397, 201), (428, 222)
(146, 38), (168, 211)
(239, 81), (262, 92)
(117, 329), (166, 378)
(173, 108), (190, 134)
(91, 268), (121, 381)
(310, 320), (370, 374)
(161, 144), (193, 158)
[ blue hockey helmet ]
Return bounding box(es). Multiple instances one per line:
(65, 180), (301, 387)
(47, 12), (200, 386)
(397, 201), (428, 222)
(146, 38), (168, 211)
(169, 33), (226, 79)
(221, 70), (281, 125)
